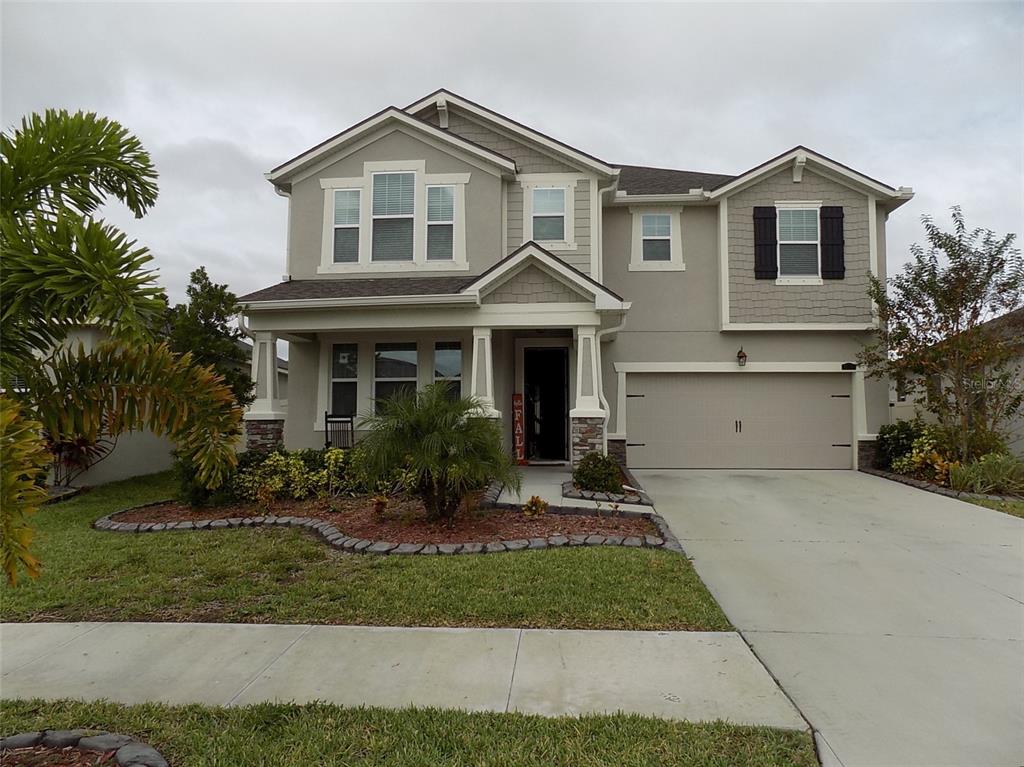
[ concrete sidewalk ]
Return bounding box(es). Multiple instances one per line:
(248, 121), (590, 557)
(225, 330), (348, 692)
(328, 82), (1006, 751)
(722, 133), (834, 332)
(0, 622), (805, 729)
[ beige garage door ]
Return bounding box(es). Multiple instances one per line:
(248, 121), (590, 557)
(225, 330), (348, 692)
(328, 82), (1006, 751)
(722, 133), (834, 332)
(625, 372), (853, 469)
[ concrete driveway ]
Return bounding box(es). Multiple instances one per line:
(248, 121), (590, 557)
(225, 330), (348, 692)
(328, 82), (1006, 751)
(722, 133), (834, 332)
(637, 469), (1024, 767)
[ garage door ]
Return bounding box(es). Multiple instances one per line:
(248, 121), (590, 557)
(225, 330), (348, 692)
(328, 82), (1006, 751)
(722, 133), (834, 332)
(625, 372), (853, 469)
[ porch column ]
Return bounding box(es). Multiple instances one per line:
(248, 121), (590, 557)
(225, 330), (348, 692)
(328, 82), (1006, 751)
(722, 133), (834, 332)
(470, 327), (501, 418)
(244, 331), (286, 451)
(570, 325), (606, 464)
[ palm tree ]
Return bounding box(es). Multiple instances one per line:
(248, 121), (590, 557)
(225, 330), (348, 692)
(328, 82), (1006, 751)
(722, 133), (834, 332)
(357, 383), (521, 524)
(0, 110), (242, 583)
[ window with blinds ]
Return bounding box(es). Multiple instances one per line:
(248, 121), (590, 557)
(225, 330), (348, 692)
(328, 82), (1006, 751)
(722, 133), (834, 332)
(777, 208), (820, 276)
(532, 188), (565, 241)
(332, 190), (360, 263)
(426, 185), (454, 260)
(372, 172), (415, 261)
(641, 213), (671, 261)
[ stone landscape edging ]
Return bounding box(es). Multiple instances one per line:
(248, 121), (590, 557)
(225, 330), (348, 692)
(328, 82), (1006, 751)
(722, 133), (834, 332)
(94, 500), (685, 556)
(559, 480), (654, 507)
(0, 729), (168, 766)
(859, 467), (1021, 503)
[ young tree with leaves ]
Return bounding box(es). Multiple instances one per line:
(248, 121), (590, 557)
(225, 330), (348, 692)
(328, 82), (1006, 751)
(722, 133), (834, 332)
(858, 207), (1023, 462)
(0, 109), (242, 582)
(168, 266), (254, 407)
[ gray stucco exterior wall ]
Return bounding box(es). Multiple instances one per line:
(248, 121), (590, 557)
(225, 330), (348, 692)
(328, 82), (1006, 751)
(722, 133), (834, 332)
(727, 168), (874, 324)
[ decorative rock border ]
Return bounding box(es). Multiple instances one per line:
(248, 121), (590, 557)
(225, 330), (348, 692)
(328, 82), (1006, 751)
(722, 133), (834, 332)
(859, 467), (1021, 503)
(0, 729), (168, 766)
(559, 480), (653, 507)
(94, 500), (686, 556)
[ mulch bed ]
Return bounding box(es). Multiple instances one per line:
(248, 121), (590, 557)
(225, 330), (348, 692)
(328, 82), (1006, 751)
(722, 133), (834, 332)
(111, 496), (657, 545)
(2, 747), (115, 766)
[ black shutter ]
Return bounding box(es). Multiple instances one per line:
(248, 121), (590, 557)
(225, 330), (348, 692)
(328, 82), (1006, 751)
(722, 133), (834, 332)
(753, 206), (777, 279)
(820, 206), (845, 279)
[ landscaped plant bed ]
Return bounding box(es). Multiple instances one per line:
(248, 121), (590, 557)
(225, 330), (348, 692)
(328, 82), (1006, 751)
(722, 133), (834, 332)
(859, 467), (1021, 503)
(560, 480), (653, 506)
(0, 729), (167, 766)
(96, 496), (677, 555)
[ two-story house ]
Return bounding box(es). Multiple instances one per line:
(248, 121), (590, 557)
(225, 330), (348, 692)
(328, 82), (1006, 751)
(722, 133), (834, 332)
(240, 89), (914, 470)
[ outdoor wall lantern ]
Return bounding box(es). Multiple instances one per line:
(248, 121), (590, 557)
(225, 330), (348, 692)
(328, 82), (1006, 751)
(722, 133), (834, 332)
(736, 347), (748, 367)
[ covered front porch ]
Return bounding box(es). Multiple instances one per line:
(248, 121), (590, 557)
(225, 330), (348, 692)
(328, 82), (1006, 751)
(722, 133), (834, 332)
(240, 244), (630, 465)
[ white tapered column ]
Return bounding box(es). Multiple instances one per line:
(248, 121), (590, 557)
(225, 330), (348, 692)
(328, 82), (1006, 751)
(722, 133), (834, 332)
(470, 327), (500, 418)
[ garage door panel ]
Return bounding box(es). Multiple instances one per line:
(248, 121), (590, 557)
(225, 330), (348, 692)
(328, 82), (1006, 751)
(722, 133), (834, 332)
(626, 373), (852, 469)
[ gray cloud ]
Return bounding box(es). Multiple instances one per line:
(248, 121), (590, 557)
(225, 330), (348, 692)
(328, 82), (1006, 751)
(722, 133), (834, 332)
(3, 1), (1021, 305)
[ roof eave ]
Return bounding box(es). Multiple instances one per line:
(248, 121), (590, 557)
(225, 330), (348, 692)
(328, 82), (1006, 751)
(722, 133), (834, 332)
(242, 293), (480, 311)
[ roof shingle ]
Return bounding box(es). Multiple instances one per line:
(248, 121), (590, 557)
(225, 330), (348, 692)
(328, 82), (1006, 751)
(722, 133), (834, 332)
(613, 164), (736, 195)
(240, 277), (473, 303)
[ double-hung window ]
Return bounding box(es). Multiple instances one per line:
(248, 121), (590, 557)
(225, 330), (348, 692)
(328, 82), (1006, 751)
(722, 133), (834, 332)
(374, 342), (417, 411)
(433, 341), (462, 400)
(532, 188), (565, 241)
(372, 172), (415, 261)
(777, 207), (820, 278)
(426, 185), (454, 261)
(332, 190), (360, 263)
(641, 214), (671, 261)
(330, 343), (358, 416)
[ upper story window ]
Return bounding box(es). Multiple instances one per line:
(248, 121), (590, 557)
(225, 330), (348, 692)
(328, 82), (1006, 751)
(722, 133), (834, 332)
(532, 188), (565, 241)
(372, 172), (415, 262)
(320, 161), (469, 273)
(629, 208), (684, 272)
(777, 207), (820, 278)
(520, 174), (578, 251)
(426, 185), (454, 261)
(332, 190), (360, 264)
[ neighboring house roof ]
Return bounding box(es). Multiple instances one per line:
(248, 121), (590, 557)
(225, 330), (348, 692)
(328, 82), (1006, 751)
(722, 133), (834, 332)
(614, 164), (736, 195)
(404, 88), (619, 178)
(267, 107), (517, 186)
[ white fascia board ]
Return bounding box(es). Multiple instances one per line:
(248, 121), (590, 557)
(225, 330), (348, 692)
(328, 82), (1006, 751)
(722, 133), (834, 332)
(614, 361), (857, 374)
(709, 149), (900, 200)
(721, 322), (874, 331)
(243, 293), (480, 312)
(268, 109), (516, 183)
(404, 91), (618, 178)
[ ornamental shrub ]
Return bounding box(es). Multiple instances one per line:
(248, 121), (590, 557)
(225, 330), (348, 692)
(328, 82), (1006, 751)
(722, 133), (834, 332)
(875, 420), (924, 469)
(572, 451), (622, 493)
(949, 453), (1024, 496)
(233, 447), (349, 506)
(890, 425), (959, 485)
(522, 495), (549, 517)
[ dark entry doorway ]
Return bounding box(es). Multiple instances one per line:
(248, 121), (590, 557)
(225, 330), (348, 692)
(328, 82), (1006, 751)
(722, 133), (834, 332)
(523, 347), (569, 461)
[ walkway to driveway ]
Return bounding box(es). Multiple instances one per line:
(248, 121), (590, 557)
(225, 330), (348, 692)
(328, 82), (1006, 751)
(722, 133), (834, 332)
(0, 622), (804, 729)
(637, 469), (1024, 767)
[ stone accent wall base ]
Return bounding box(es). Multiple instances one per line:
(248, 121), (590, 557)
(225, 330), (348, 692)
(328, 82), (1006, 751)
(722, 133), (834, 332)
(245, 419), (284, 452)
(607, 438), (627, 466)
(857, 439), (878, 470)
(570, 416), (605, 466)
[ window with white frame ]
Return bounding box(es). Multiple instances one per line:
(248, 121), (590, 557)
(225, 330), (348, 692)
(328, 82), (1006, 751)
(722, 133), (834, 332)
(374, 342), (417, 411)
(531, 188), (565, 241)
(426, 185), (454, 261)
(433, 341), (462, 400)
(641, 214), (671, 261)
(332, 190), (360, 263)
(372, 172), (415, 261)
(777, 207), (820, 277)
(330, 343), (358, 416)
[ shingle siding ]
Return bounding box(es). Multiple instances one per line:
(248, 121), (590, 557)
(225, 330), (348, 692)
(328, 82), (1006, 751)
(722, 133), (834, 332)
(728, 168), (873, 324)
(481, 264), (588, 304)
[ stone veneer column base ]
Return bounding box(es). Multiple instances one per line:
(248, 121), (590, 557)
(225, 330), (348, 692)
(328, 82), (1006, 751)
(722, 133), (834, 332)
(245, 419), (284, 452)
(857, 439), (878, 470)
(607, 438), (627, 466)
(570, 416), (605, 466)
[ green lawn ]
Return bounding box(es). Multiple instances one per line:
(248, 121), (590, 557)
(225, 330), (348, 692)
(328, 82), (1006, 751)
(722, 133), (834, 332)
(965, 496), (1024, 519)
(0, 473), (729, 631)
(0, 699), (816, 767)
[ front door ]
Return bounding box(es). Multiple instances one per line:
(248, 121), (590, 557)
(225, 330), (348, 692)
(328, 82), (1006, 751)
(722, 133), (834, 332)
(523, 347), (569, 461)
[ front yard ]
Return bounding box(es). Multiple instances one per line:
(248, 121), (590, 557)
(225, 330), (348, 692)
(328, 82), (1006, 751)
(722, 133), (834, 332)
(0, 473), (729, 631)
(0, 699), (817, 767)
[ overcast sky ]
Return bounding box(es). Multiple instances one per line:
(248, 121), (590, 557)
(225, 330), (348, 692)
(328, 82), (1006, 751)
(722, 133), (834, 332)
(3, 2), (1022, 306)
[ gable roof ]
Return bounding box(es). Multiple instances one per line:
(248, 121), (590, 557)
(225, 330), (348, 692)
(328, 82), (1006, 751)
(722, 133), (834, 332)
(614, 164), (736, 195)
(405, 88), (619, 178)
(266, 107), (517, 186)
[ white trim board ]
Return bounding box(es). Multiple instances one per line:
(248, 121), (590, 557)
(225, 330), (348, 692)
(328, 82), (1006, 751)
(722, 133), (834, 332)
(721, 322), (874, 332)
(613, 361), (857, 374)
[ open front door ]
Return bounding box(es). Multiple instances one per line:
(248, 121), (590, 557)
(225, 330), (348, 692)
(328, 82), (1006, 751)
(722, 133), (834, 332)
(523, 347), (569, 461)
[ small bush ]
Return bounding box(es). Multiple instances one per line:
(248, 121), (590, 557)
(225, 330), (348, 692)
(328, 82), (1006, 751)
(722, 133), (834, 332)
(233, 447), (349, 506)
(174, 452), (239, 507)
(949, 453), (1024, 496)
(522, 495), (549, 517)
(890, 425), (959, 486)
(875, 420), (923, 469)
(572, 452), (622, 493)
